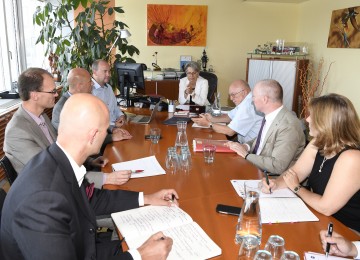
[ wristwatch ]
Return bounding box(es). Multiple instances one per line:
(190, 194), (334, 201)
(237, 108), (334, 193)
(293, 185), (302, 194)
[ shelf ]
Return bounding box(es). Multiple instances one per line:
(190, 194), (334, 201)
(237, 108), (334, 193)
(247, 53), (308, 59)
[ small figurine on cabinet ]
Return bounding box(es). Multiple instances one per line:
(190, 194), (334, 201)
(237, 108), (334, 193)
(152, 51), (161, 71)
(201, 49), (209, 71)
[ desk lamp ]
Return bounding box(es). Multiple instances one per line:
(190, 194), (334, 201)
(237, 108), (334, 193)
(106, 29), (131, 58)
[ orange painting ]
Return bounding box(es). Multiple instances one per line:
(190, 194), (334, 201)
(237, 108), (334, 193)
(147, 4), (207, 46)
(327, 6), (360, 48)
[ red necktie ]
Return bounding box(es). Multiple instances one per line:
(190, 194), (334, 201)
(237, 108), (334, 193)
(86, 182), (95, 200)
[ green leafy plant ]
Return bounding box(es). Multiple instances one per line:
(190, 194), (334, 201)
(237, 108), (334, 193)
(33, 0), (140, 88)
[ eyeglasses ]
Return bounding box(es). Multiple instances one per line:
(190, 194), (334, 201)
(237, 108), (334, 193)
(38, 88), (57, 94)
(186, 71), (198, 76)
(229, 89), (245, 98)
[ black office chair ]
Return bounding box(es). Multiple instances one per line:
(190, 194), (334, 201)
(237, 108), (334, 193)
(180, 71), (218, 104)
(0, 156), (18, 185)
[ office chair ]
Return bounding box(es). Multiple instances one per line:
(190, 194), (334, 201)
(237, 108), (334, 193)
(0, 156), (18, 185)
(180, 71), (218, 104)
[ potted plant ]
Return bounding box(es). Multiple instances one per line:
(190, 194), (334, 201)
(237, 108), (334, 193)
(33, 0), (140, 89)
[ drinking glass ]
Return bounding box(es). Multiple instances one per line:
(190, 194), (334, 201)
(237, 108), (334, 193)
(165, 147), (179, 174)
(180, 146), (192, 173)
(254, 250), (273, 260)
(238, 235), (260, 259)
(149, 128), (161, 144)
(280, 251), (300, 260)
(264, 235), (285, 260)
(203, 144), (216, 163)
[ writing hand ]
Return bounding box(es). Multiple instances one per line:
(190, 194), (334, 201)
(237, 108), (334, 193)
(261, 177), (276, 194)
(144, 189), (179, 207)
(103, 170), (131, 186)
(137, 232), (173, 260)
(320, 230), (358, 258)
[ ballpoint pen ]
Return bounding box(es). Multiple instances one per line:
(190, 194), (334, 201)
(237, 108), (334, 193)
(131, 170), (144, 173)
(264, 170), (272, 194)
(325, 222), (333, 259)
(169, 194), (176, 203)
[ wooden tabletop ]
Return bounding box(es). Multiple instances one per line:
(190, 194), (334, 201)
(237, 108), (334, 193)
(103, 107), (358, 259)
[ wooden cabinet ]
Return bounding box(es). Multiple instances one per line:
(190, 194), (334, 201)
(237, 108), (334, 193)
(246, 58), (308, 116)
(138, 80), (179, 100)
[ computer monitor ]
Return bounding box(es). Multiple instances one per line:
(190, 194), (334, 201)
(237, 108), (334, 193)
(114, 62), (146, 100)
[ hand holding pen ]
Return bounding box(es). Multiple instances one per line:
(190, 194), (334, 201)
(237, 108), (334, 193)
(264, 171), (272, 194)
(320, 229), (358, 258)
(325, 222), (334, 258)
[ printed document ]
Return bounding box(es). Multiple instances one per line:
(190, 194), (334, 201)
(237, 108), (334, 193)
(112, 156), (165, 178)
(111, 206), (222, 260)
(305, 252), (349, 259)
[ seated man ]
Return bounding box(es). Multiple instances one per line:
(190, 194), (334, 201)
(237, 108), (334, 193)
(3, 68), (129, 188)
(178, 61), (210, 106)
(1, 93), (176, 259)
(52, 68), (132, 152)
(192, 80), (263, 143)
(92, 59), (126, 131)
(226, 79), (305, 174)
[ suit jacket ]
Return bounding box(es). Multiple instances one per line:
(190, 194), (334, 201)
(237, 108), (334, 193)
(1, 143), (139, 259)
(246, 107), (305, 174)
(4, 104), (104, 188)
(52, 92), (113, 153)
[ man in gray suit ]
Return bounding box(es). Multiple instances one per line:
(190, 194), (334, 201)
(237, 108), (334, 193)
(3, 68), (131, 188)
(227, 79), (305, 174)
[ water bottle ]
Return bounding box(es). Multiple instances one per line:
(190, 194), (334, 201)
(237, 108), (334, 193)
(235, 181), (262, 245)
(168, 100), (175, 113)
(211, 92), (221, 117)
(175, 121), (188, 154)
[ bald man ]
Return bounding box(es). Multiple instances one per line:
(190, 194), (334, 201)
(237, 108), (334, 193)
(1, 94), (176, 259)
(226, 79), (305, 174)
(52, 68), (132, 142)
(192, 80), (263, 143)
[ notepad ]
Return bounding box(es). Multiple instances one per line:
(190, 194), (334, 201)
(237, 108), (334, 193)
(111, 206), (222, 260)
(112, 156), (165, 178)
(305, 252), (348, 259)
(231, 180), (319, 224)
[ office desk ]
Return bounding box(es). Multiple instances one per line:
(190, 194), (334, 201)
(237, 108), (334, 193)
(104, 108), (358, 259)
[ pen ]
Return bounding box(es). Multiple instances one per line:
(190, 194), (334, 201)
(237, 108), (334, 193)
(169, 194), (176, 203)
(264, 171), (272, 194)
(325, 222), (333, 258)
(131, 170), (144, 173)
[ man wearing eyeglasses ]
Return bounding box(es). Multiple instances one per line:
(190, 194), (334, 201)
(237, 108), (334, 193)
(192, 80), (263, 143)
(3, 68), (127, 189)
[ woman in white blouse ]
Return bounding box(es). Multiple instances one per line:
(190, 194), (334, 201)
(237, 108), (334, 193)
(178, 61), (210, 106)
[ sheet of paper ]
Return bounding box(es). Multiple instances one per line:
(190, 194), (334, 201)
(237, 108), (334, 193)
(260, 197), (319, 223)
(192, 122), (226, 128)
(163, 222), (222, 260)
(305, 252), (349, 260)
(112, 156), (165, 178)
(231, 180), (297, 199)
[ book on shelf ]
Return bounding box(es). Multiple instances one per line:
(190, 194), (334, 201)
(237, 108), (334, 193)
(192, 138), (235, 153)
(111, 206), (222, 260)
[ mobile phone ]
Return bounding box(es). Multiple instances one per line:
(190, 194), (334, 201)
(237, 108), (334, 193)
(216, 204), (241, 216)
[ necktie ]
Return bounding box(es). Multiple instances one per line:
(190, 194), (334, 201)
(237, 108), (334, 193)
(86, 182), (95, 200)
(252, 118), (266, 154)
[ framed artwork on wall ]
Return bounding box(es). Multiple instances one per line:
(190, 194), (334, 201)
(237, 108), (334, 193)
(147, 4), (207, 46)
(327, 6), (360, 48)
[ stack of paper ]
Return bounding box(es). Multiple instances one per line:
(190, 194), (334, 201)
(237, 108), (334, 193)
(231, 180), (319, 224)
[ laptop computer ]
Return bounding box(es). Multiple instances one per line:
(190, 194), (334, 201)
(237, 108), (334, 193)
(130, 101), (160, 124)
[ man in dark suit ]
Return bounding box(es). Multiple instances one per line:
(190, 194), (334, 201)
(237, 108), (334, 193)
(1, 93), (176, 259)
(227, 79), (305, 174)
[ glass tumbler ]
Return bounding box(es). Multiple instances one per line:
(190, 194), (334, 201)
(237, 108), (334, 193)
(254, 250), (273, 260)
(264, 235), (285, 260)
(238, 235), (260, 259)
(280, 251), (300, 260)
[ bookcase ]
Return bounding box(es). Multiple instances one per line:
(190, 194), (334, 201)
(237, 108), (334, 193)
(246, 57), (309, 117)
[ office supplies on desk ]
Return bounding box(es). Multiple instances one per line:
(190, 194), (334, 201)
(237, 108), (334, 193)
(111, 206), (222, 260)
(112, 156), (165, 178)
(130, 101), (160, 124)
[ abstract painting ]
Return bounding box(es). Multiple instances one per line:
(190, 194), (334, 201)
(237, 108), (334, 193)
(327, 6), (360, 48)
(147, 4), (207, 46)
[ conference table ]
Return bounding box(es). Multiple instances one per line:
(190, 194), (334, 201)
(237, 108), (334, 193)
(103, 107), (358, 259)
